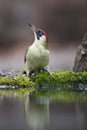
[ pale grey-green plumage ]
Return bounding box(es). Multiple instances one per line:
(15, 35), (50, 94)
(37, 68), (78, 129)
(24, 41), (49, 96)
(24, 22), (49, 76)
(24, 35), (49, 75)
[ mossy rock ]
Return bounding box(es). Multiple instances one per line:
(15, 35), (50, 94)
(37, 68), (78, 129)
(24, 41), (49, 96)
(0, 71), (87, 90)
(0, 74), (35, 88)
(35, 71), (87, 87)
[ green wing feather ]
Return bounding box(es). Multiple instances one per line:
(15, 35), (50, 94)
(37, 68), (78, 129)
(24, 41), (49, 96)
(24, 48), (28, 63)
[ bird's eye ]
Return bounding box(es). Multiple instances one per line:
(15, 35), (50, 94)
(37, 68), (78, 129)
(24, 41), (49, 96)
(39, 31), (44, 37)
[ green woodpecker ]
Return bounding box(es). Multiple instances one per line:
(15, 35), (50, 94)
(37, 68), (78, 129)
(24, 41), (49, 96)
(24, 22), (49, 76)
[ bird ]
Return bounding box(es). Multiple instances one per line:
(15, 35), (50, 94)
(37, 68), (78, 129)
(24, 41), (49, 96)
(24, 21), (49, 76)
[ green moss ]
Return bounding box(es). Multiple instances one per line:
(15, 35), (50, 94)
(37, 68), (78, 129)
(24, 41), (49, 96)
(0, 74), (35, 88)
(35, 71), (87, 85)
(0, 71), (87, 89)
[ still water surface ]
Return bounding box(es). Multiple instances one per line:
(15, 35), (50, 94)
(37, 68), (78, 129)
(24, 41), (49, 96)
(0, 89), (87, 130)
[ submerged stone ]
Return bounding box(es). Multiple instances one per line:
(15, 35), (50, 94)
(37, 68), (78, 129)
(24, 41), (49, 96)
(0, 85), (10, 89)
(0, 85), (19, 89)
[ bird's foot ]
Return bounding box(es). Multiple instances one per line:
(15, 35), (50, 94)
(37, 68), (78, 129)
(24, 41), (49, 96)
(23, 69), (51, 77)
(23, 70), (30, 77)
(42, 67), (51, 75)
(23, 70), (36, 77)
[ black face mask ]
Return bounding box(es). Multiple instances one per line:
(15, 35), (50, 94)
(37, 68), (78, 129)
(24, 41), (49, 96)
(35, 30), (44, 40)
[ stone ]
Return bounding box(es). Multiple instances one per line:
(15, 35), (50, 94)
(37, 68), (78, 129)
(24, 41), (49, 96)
(0, 71), (5, 76)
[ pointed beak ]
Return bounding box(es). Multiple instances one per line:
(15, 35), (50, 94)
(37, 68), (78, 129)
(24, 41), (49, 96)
(28, 21), (39, 40)
(28, 21), (37, 33)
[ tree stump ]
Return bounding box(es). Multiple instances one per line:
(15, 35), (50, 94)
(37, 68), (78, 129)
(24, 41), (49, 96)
(73, 33), (87, 72)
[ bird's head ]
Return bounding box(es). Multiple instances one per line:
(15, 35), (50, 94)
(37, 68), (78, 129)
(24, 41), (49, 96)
(28, 21), (48, 46)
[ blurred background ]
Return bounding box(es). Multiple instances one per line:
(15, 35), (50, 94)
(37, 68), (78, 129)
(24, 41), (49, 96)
(0, 0), (87, 71)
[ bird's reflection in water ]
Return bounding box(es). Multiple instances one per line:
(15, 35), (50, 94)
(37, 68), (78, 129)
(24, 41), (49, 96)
(25, 93), (49, 130)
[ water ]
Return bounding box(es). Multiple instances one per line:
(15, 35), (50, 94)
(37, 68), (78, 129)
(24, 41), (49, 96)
(0, 89), (87, 130)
